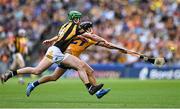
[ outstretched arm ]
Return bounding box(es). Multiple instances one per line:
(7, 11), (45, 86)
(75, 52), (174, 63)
(42, 35), (59, 46)
(96, 40), (129, 54)
(81, 33), (106, 43)
(81, 33), (129, 54)
(96, 38), (167, 67)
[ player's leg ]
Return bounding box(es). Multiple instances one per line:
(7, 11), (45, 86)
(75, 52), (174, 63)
(16, 53), (25, 84)
(39, 67), (66, 84)
(83, 62), (97, 86)
(26, 67), (66, 96)
(9, 53), (25, 84)
(0, 57), (52, 83)
(9, 54), (17, 71)
(62, 55), (89, 84)
(0, 46), (59, 83)
(61, 54), (104, 95)
(82, 61), (111, 98)
(17, 57), (52, 75)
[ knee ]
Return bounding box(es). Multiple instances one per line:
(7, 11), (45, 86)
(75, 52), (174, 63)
(32, 68), (42, 75)
(19, 63), (25, 68)
(76, 62), (86, 71)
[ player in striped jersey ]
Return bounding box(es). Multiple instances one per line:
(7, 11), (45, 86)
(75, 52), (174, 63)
(26, 21), (128, 98)
(1, 11), (106, 96)
(1, 29), (28, 84)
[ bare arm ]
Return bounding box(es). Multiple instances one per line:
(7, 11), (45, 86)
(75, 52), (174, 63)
(92, 35), (166, 66)
(45, 35), (59, 43)
(80, 32), (128, 54)
(42, 35), (59, 46)
(96, 40), (129, 54)
(81, 32), (106, 43)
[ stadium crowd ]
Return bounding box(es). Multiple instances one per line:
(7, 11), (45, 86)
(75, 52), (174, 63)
(0, 0), (179, 70)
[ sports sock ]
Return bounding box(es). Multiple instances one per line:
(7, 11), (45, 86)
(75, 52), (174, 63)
(6, 70), (17, 79)
(85, 83), (92, 89)
(12, 71), (17, 76)
(32, 80), (40, 87)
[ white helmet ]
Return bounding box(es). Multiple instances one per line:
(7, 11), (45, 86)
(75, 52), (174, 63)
(18, 29), (26, 36)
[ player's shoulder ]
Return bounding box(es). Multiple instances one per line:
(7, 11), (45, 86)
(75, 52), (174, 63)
(62, 22), (70, 27)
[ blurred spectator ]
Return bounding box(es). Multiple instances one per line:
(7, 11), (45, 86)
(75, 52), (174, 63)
(0, 0), (179, 66)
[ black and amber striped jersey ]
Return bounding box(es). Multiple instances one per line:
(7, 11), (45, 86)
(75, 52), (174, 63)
(9, 36), (28, 54)
(54, 21), (85, 53)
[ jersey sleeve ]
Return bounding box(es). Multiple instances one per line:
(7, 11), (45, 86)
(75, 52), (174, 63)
(89, 39), (98, 45)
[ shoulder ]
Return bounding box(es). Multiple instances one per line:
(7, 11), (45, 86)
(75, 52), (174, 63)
(61, 22), (70, 28)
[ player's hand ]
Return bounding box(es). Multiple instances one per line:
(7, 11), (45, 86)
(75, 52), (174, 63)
(42, 40), (53, 46)
(139, 55), (148, 61)
(140, 55), (166, 67)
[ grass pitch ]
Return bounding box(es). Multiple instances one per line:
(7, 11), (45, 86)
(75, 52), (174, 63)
(0, 78), (180, 108)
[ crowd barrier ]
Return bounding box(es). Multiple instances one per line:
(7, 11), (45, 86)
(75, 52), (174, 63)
(48, 62), (180, 79)
(1, 62), (180, 79)
(91, 62), (180, 79)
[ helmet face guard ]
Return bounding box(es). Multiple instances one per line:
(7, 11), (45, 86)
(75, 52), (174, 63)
(68, 11), (82, 21)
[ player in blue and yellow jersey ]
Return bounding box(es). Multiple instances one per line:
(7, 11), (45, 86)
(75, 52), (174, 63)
(1, 11), (106, 96)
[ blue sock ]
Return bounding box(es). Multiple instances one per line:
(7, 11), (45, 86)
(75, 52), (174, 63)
(32, 81), (40, 87)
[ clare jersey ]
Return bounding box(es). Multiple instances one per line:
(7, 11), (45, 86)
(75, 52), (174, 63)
(67, 37), (97, 57)
(54, 21), (85, 53)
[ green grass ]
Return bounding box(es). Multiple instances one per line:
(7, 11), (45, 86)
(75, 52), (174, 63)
(0, 78), (180, 108)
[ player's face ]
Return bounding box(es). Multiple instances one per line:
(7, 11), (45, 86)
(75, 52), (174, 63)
(73, 18), (80, 24)
(86, 27), (93, 33)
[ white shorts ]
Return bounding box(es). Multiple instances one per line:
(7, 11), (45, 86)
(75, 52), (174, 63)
(45, 46), (69, 64)
(12, 53), (24, 62)
(11, 53), (25, 69)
